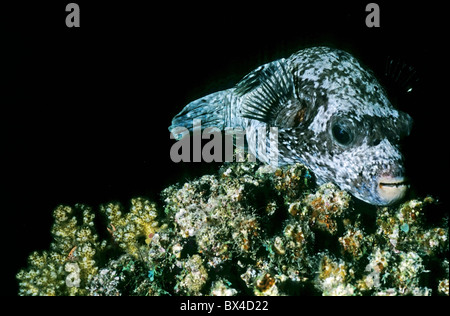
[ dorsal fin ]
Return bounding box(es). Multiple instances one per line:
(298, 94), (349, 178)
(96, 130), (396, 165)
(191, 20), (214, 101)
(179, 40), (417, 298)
(235, 59), (305, 127)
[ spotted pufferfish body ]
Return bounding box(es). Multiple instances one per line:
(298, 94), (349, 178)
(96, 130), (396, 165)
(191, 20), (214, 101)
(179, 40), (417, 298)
(170, 47), (413, 206)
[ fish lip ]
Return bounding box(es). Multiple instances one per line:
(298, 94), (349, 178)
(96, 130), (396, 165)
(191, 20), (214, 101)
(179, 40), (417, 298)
(376, 176), (409, 205)
(378, 176), (409, 188)
(379, 181), (408, 188)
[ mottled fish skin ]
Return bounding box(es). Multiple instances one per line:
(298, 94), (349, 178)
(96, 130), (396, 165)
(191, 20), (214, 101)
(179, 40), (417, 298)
(170, 47), (413, 206)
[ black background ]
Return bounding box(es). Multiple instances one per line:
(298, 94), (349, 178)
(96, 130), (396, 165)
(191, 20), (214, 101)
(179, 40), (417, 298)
(3, 1), (448, 296)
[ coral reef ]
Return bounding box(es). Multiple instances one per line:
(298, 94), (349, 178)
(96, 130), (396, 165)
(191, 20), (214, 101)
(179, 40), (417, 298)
(17, 162), (449, 296)
(100, 198), (162, 258)
(16, 204), (107, 295)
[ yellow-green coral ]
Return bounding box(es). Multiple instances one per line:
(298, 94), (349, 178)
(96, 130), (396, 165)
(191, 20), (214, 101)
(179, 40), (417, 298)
(438, 259), (449, 296)
(210, 279), (238, 296)
(162, 164), (264, 268)
(175, 254), (209, 295)
(376, 197), (448, 254)
(317, 254), (356, 296)
(339, 228), (365, 259)
(100, 198), (161, 258)
(17, 204), (105, 295)
(302, 183), (351, 234)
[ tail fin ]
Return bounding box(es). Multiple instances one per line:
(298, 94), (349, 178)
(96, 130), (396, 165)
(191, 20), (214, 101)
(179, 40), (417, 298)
(169, 89), (231, 139)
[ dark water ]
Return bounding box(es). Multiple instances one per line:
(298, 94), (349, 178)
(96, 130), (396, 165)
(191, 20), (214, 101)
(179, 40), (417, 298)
(4, 2), (448, 295)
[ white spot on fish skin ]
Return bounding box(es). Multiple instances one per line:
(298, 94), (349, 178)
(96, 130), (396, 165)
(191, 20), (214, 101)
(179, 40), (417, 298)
(308, 106), (328, 133)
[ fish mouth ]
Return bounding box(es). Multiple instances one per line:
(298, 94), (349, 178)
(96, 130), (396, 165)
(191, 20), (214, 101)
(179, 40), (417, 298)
(377, 176), (408, 205)
(379, 181), (407, 188)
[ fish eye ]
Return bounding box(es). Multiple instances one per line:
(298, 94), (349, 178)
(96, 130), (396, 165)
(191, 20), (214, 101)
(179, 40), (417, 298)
(331, 120), (354, 146)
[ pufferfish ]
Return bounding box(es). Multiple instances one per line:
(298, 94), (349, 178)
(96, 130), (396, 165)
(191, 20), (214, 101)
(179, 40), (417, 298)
(169, 47), (413, 206)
